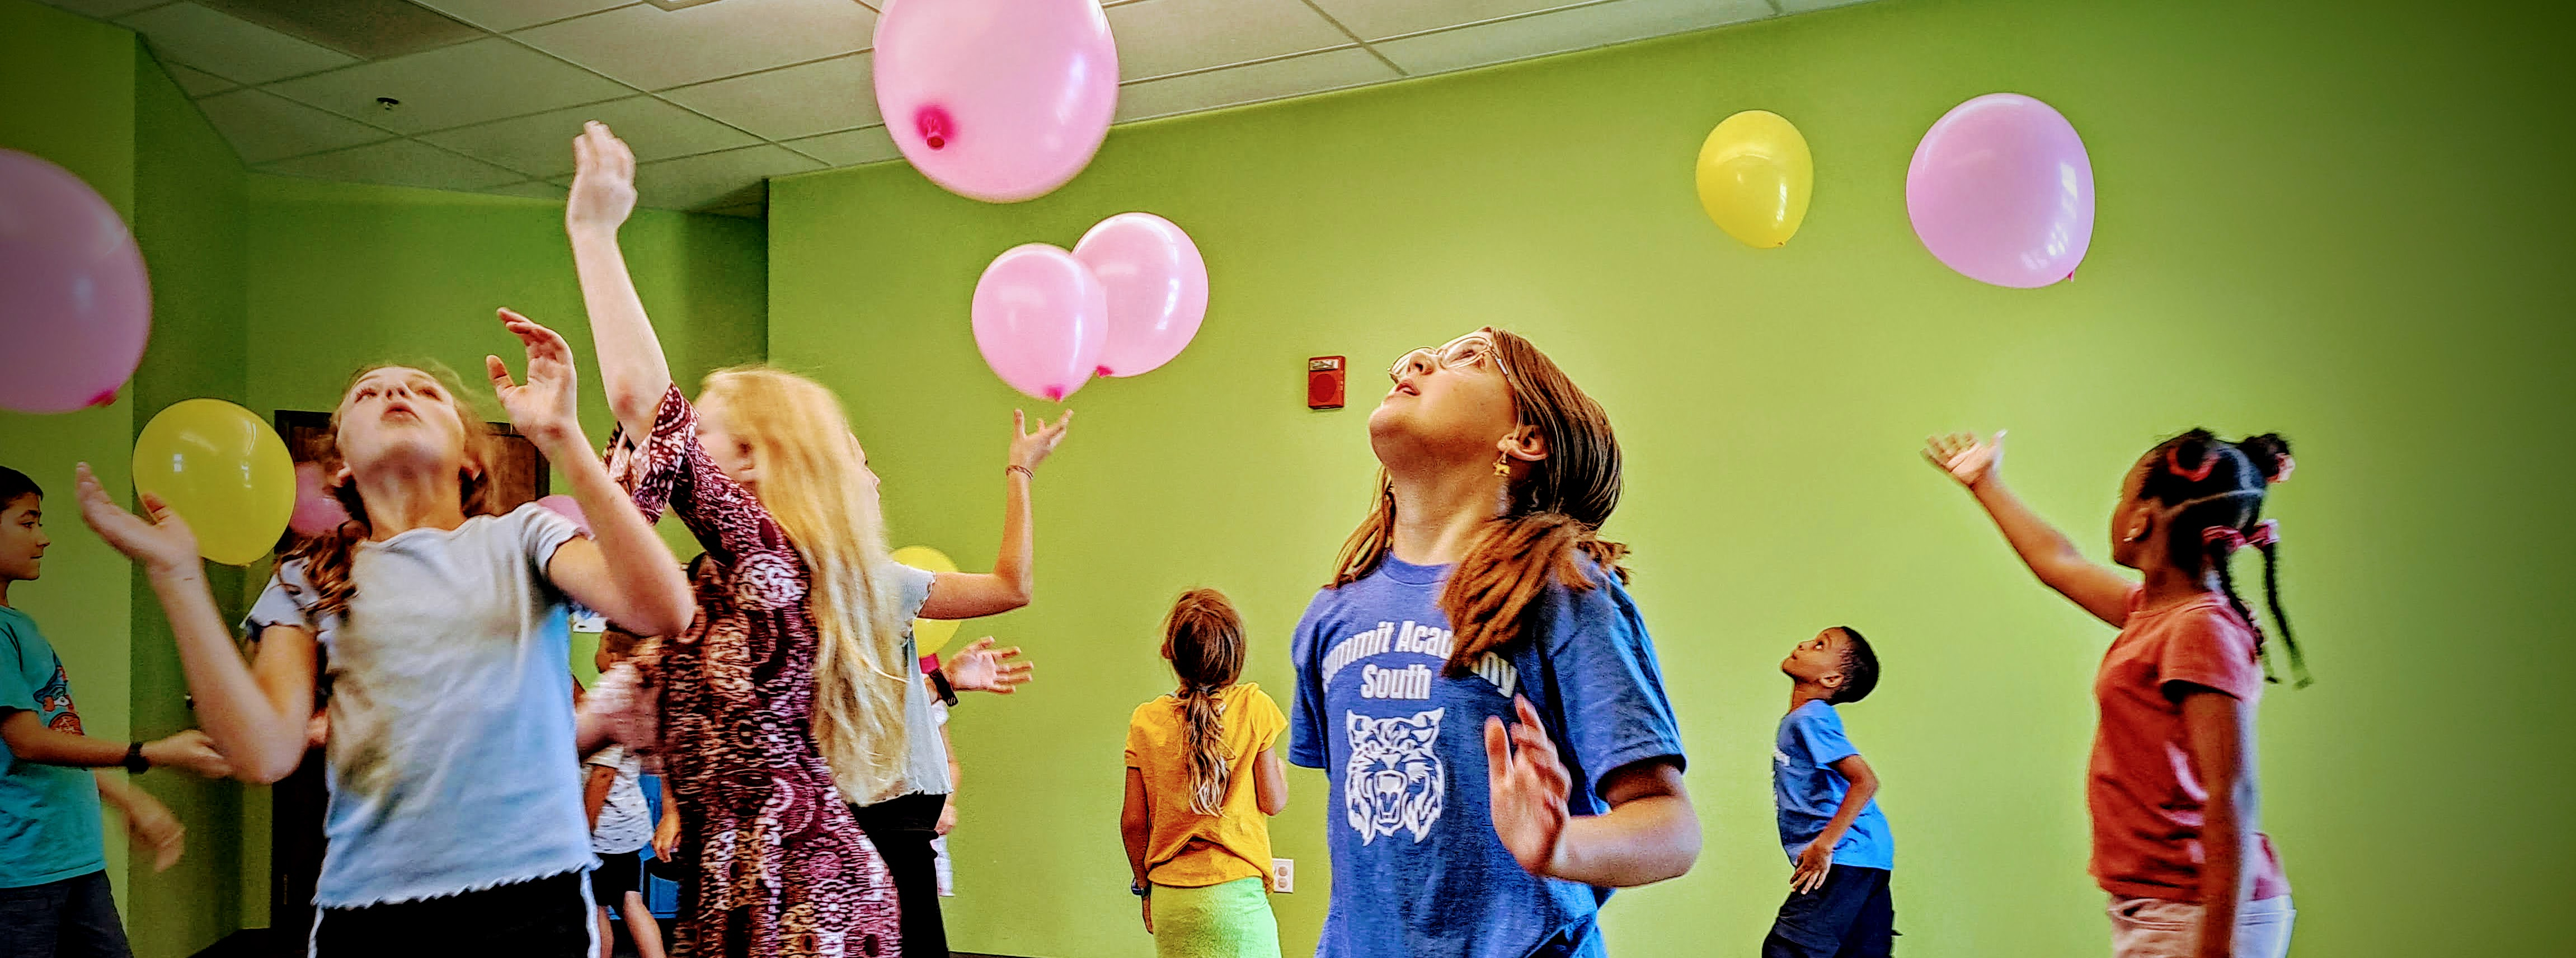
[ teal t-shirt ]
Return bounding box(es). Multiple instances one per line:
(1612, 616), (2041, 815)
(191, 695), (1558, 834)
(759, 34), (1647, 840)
(0, 604), (106, 887)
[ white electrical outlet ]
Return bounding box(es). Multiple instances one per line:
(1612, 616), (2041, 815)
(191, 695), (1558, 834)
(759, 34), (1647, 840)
(1271, 858), (1294, 893)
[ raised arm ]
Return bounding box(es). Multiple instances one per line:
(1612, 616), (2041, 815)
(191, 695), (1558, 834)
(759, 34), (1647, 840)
(73, 464), (317, 782)
(1924, 431), (2134, 627)
(566, 121), (673, 441)
(920, 411), (1072, 620)
(487, 309), (694, 638)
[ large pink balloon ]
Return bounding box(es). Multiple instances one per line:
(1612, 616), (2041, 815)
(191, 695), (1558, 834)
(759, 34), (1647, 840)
(0, 149), (151, 412)
(873, 0), (1118, 203)
(972, 245), (1107, 402)
(287, 462), (350, 537)
(1906, 93), (2095, 288)
(1074, 213), (1207, 378)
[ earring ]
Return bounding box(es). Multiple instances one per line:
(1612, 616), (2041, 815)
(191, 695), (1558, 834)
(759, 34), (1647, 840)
(1494, 454), (1512, 477)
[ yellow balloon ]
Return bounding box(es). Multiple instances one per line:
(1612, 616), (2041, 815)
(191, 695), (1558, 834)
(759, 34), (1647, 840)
(1695, 110), (1814, 248)
(132, 399), (294, 566)
(889, 545), (962, 656)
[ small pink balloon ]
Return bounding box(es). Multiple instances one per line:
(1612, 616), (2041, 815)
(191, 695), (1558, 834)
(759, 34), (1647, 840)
(1906, 93), (2095, 288)
(286, 462), (349, 537)
(872, 0), (1118, 203)
(537, 494), (591, 536)
(1074, 213), (1208, 378)
(0, 149), (151, 413)
(971, 245), (1107, 402)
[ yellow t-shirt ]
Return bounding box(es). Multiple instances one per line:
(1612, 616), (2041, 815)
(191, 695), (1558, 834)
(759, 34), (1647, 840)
(1124, 682), (1287, 888)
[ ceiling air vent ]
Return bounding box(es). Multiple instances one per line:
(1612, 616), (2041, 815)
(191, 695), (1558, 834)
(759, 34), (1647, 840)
(193, 0), (484, 60)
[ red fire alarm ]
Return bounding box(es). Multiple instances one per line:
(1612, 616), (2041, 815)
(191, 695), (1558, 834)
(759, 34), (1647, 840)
(1307, 356), (1345, 410)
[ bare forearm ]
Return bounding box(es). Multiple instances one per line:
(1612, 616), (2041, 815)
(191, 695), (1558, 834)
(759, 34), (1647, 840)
(2197, 792), (2250, 955)
(568, 227), (673, 435)
(1121, 820), (1151, 884)
(150, 569), (301, 779)
(3, 716), (128, 767)
(990, 470), (1034, 604)
(1544, 792), (1701, 887)
(1968, 477), (2085, 578)
(1811, 777), (1877, 853)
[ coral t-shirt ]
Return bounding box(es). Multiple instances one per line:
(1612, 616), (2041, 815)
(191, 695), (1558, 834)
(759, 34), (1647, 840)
(2089, 589), (2290, 901)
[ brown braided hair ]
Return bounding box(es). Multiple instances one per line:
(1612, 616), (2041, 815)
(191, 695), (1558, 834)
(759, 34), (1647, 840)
(1161, 588), (1246, 816)
(281, 363), (500, 623)
(1331, 328), (1629, 678)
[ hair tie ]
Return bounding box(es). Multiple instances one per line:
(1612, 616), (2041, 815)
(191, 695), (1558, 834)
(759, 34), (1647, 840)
(2269, 454), (2295, 484)
(2166, 445), (2216, 483)
(2201, 525), (2248, 554)
(2245, 520), (2279, 549)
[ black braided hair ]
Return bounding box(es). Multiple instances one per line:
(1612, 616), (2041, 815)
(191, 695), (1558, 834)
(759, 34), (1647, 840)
(2140, 430), (2310, 687)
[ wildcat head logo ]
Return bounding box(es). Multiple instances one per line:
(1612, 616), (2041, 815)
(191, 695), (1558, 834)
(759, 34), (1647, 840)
(1344, 708), (1444, 844)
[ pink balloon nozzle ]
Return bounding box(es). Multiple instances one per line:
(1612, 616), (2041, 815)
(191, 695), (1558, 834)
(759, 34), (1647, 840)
(88, 389), (117, 408)
(915, 105), (954, 151)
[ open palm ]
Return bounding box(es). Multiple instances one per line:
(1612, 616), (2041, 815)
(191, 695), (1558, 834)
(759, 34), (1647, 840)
(1009, 410), (1073, 472)
(486, 309), (582, 445)
(1922, 430), (2006, 488)
(72, 463), (198, 574)
(567, 121), (637, 233)
(944, 637), (1034, 694)
(1485, 695), (1572, 875)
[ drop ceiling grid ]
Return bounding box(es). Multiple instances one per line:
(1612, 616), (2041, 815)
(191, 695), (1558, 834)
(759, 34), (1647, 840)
(41, 0), (1874, 208)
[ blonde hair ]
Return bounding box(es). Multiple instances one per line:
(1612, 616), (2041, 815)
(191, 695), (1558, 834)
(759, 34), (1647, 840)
(699, 367), (914, 804)
(1160, 589), (1245, 816)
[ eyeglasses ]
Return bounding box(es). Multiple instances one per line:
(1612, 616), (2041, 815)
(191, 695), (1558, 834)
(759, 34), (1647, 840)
(1388, 332), (1506, 383)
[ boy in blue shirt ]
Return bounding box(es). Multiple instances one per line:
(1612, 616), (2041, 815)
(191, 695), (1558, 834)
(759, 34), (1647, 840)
(1768, 626), (1893, 958)
(0, 466), (231, 958)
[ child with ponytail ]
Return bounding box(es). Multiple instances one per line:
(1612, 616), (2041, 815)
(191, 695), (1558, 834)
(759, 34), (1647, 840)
(1289, 328), (1697, 958)
(1924, 429), (2304, 958)
(1121, 589), (1289, 958)
(76, 314), (695, 955)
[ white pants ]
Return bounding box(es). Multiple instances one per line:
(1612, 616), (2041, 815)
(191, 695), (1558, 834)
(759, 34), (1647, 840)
(2108, 895), (2295, 958)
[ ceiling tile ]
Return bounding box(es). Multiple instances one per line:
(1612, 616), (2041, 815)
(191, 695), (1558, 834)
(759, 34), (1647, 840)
(1776, 0), (1873, 11)
(659, 54), (877, 142)
(421, 95), (760, 179)
(633, 144), (822, 210)
(512, 0), (875, 91)
(260, 139), (528, 191)
(1304, 0), (1579, 41)
(194, 87), (394, 163)
(1375, 0), (1771, 76)
(412, 0), (636, 32)
(782, 125), (898, 167)
(37, 0), (168, 17)
(163, 63), (242, 96)
(1116, 47), (1397, 123)
(484, 180), (573, 200)
(264, 39), (633, 135)
(116, 3), (356, 84)
(1107, 0), (1351, 81)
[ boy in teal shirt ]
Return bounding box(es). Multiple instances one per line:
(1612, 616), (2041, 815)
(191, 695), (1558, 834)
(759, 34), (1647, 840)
(0, 466), (231, 958)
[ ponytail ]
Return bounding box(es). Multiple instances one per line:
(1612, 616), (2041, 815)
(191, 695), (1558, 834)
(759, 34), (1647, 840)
(1162, 589), (1246, 816)
(2150, 429), (2311, 688)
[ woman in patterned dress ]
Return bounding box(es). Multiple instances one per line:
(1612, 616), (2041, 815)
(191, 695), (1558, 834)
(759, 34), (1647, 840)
(567, 120), (907, 957)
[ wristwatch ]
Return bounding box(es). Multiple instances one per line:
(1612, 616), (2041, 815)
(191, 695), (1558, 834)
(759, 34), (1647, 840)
(123, 742), (150, 774)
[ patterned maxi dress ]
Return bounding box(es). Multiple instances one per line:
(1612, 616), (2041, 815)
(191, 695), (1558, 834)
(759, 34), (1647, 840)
(607, 385), (899, 958)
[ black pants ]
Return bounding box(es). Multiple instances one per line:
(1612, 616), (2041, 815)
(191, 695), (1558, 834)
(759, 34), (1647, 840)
(850, 793), (947, 958)
(1762, 866), (1895, 958)
(312, 871), (590, 957)
(0, 871), (129, 958)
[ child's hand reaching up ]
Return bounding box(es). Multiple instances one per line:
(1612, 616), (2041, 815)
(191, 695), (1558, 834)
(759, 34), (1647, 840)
(487, 309), (585, 452)
(73, 463), (198, 575)
(1922, 430), (2005, 489)
(1792, 839), (1834, 894)
(1484, 696), (1572, 875)
(1008, 410), (1073, 473)
(567, 121), (637, 236)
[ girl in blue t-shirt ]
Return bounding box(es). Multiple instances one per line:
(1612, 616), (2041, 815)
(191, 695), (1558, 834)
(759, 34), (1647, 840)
(1288, 327), (1698, 958)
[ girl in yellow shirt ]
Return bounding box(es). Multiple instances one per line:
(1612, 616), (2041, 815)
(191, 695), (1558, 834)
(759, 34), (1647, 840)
(1122, 589), (1290, 958)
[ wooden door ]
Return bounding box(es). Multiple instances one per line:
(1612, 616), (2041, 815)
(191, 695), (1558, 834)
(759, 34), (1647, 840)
(265, 411), (548, 949)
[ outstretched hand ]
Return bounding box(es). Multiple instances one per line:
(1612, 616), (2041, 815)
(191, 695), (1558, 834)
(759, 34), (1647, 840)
(486, 309), (583, 448)
(1008, 410), (1073, 473)
(1484, 695), (1572, 876)
(72, 463), (198, 575)
(943, 637), (1034, 694)
(1922, 430), (2006, 489)
(567, 121), (637, 234)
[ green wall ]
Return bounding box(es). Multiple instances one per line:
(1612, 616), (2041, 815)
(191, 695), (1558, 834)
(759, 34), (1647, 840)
(2, 0), (147, 921)
(767, 1), (2573, 956)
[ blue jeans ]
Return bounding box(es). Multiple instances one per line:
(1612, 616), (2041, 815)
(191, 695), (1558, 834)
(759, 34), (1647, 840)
(0, 871), (131, 958)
